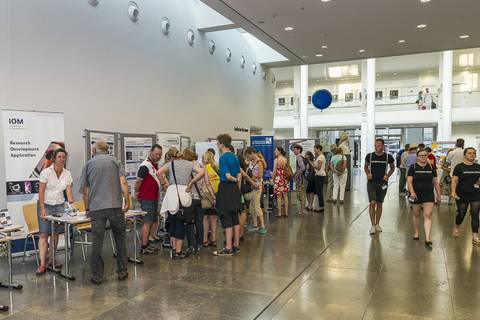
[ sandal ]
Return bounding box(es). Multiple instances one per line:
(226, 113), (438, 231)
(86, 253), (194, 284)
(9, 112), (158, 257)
(453, 229), (459, 238)
(203, 241), (210, 247)
(36, 265), (46, 275)
(472, 238), (480, 246)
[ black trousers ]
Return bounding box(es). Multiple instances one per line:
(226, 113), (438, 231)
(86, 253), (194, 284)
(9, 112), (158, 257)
(314, 175), (325, 208)
(90, 208), (127, 280)
(456, 200), (480, 233)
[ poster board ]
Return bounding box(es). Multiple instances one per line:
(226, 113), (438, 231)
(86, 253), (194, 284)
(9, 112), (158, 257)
(1, 110), (64, 238)
(287, 139), (316, 168)
(120, 134), (156, 197)
(180, 136), (191, 151)
(195, 141), (219, 165)
(85, 130), (119, 160)
(250, 136), (274, 178)
(157, 132), (181, 152)
(232, 139), (247, 154)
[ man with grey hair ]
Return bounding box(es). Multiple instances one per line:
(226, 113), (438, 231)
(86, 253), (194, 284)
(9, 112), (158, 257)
(79, 140), (130, 285)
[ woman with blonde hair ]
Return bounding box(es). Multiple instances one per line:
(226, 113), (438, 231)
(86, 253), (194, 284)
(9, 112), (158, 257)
(157, 147), (204, 259)
(202, 151), (220, 247)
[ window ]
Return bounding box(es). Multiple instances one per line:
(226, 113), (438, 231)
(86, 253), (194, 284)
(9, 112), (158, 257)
(332, 94), (338, 102)
(389, 90), (399, 100)
(278, 98), (286, 106)
(290, 97), (294, 105)
(375, 91), (383, 100)
(308, 96), (312, 104)
(345, 93), (353, 102)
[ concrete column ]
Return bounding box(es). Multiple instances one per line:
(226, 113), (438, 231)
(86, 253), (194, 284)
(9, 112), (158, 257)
(293, 67), (301, 138)
(360, 59), (376, 162)
(299, 65), (309, 138)
(440, 51), (453, 141)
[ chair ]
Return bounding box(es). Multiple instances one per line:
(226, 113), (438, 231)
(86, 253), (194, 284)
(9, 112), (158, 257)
(22, 203), (40, 266)
(71, 201), (116, 262)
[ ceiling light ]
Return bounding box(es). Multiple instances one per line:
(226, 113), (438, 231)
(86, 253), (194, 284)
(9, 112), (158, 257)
(321, 45), (328, 49)
(459, 34), (470, 39)
(398, 39), (406, 43)
(358, 49), (365, 53)
(420, 0), (431, 3)
(321, 0), (331, 2)
(302, 55), (309, 59)
(315, 53), (323, 57)
(417, 24), (427, 29)
(284, 26), (294, 31)
(393, 72), (397, 75)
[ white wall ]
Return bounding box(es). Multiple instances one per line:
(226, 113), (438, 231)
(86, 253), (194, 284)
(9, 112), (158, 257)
(0, 0), (275, 205)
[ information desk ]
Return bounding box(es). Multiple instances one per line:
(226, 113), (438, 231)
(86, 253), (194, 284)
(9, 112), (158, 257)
(0, 225), (24, 312)
(45, 210), (146, 281)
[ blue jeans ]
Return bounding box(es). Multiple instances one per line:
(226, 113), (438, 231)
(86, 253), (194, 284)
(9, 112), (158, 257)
(186, 200), (204, 249)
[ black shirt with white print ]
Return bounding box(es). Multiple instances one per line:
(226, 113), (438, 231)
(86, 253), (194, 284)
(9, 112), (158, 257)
(453, 163), (480, 202)
(407, 163), (436, 197)
(365, 152), (395, 183)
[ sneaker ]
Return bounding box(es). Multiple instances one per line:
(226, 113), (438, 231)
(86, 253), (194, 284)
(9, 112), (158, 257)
(173, 252), (187, 259)
(213, 248), (234, 256)
(162, 241), (172, 248)
(140, 245), (157, 255)
(369, 226), (376, 235)
(247, 226), (259, 232)
(233, 246), (240, 254)
(258, 227), (268, 234)
(375, 225), (382, 233)
(118, 271), (128, 281)
(195, 246), (202, 254)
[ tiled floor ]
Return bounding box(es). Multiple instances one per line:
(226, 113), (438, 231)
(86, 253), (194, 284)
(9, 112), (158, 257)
(1, 171), (479, 319)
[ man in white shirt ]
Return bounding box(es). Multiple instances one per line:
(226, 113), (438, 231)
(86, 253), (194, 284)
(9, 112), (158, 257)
(447, 139), (465, 176)
(312, 145), (326, 211)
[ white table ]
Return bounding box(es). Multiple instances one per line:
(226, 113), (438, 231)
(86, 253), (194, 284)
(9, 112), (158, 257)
(0, 226), (24, 291)
(45, 210), (146, 281)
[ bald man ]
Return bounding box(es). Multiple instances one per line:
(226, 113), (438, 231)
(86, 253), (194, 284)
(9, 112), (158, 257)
(79, 140), (130, 285)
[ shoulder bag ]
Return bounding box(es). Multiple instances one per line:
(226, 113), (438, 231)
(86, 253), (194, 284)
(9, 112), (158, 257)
(171, 161), (195, 223)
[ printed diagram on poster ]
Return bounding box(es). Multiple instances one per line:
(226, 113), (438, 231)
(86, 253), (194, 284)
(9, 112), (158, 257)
(180, 136), (191, 151)
(157, 132), (181, 151)
(2, 110), (64, 235)
(122, 136), (154, 196)
(88, 131), (116, 158)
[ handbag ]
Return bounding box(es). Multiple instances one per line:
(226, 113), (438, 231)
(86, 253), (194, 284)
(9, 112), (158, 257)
(171, 161), (195, 223)
(284, 164), (294, 180)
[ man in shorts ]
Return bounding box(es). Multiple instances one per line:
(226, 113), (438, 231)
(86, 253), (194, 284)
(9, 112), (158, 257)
(214, 134), (242, 256)
(135, 144), (163, 254)
(364, 138), (395, 235)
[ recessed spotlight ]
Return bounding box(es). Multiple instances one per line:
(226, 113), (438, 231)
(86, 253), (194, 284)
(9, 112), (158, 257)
(393, 72), (397, 75)
(459, 34), (470, 39)
(398, 39), (406, 43)
(302, 55), (309, 59)
(420, 0), (431, 3)
(321, 0), (331, 2)
(358, 49), (365, 53)
(315, 53), (323, 57)
(284, 26), (294, 31)
(417, 24), (427, 29)
(321, 45), (328, 49)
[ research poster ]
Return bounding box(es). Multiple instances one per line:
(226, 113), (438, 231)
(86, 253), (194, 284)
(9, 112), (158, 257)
(180, 136), (191, 151)
(288, 139), (316, 171)
(195, 141), (219, 165)
(1, 110), (64, 235)
(157, 132), (181, 152)
(87, 131), (117, 159)
(123, 136), (154, 196)
(250, 136), (274, 178)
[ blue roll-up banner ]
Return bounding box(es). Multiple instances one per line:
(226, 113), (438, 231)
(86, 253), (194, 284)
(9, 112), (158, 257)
(250, 136), (274, 179)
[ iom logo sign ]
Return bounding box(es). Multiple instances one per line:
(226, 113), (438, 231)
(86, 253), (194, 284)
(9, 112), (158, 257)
(9, 118), (24, 125)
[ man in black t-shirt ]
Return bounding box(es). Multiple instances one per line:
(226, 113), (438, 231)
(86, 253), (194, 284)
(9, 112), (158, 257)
(364, 138), (395, 235)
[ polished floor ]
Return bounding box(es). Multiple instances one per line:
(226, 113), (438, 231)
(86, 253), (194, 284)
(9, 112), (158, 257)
(1, 171), (479, 319)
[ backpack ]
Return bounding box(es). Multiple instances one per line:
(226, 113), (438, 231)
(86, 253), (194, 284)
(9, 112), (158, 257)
(334, 156), (346, 176)
(304, 164), (316, 182)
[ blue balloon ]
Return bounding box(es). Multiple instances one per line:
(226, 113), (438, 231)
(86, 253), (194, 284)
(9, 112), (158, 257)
(312, 89), (333, 110)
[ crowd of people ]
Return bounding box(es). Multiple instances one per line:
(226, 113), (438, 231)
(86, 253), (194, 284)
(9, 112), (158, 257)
(33, 133), (479, 283)
(396, 138), (480, 248)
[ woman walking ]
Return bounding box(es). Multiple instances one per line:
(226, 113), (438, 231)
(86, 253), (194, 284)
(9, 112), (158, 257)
(407, 149), (441, 248)
(451, 147), (480, 245)
(272, 147), (290, 217)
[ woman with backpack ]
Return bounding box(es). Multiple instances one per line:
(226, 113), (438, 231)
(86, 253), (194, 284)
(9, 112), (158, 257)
(304, 151), (317, 211)
(272, 147), (290, 217)
(407, 149), (441, 248)
(330, 147), (347, 204)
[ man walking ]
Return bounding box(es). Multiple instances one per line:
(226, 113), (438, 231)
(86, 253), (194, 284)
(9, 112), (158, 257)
(292, 144), (306, 214)
(135, 144), (162, 254)
(79, 140), (130, 284)
(364, 138), (395, 235)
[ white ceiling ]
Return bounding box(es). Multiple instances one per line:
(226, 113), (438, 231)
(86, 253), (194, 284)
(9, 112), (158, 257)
(201, 0), (480, 66)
